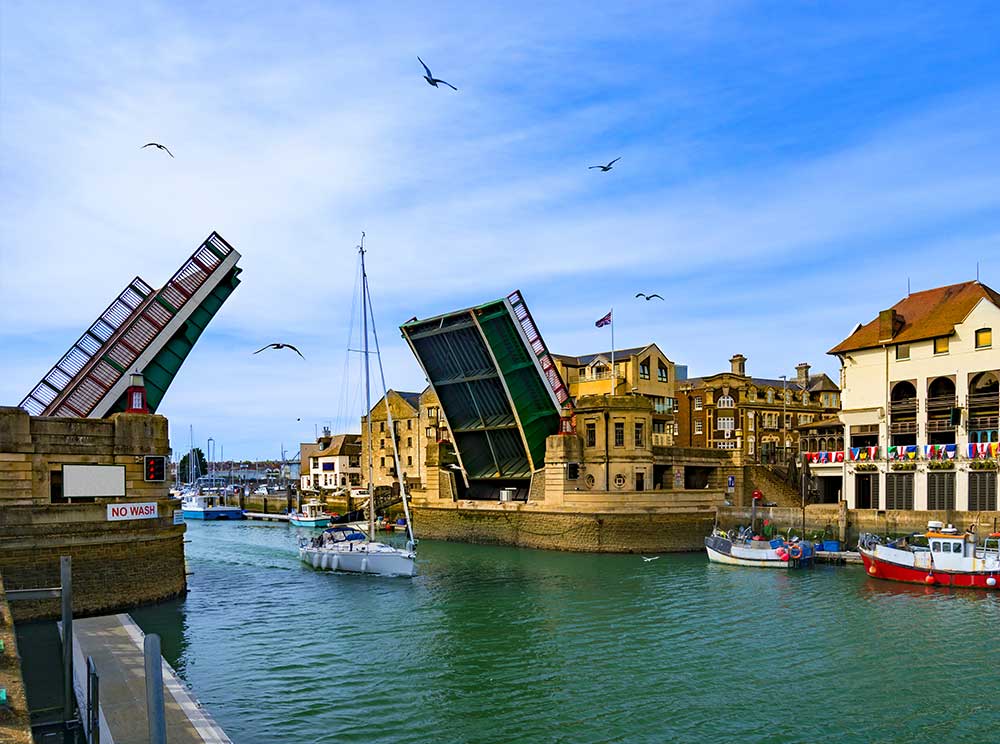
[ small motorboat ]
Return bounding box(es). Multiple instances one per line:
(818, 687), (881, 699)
(705, 526), (814, 568)
(859, 521), (1000, 589)
(289, 499), (331, 528)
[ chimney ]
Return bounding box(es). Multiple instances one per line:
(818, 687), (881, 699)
(729, 354), (746, 376)
(878, 309), (904, 341)
(796, 363), (810, 387)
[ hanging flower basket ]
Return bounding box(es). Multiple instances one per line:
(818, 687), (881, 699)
(891, 461), (917, 471)
(927, 460), (955, 470)
(970, 459), (998, 471)
(855, 462), (878, 472)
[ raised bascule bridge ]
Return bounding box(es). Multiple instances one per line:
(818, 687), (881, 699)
(19, 232), (242, 418)
(400, 291), (569, 501)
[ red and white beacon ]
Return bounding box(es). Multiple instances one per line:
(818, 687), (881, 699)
(125, 372), (149, 414)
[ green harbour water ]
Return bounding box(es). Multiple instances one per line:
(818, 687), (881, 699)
(129, 520), (1000, 743)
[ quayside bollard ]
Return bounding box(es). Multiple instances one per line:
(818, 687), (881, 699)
(144, 634), (167, 744)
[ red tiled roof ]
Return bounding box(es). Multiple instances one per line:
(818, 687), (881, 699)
(828, 281), (1000, 355)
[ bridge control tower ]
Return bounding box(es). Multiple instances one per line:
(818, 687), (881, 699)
(19, 231), (242, 418)
(400, 291), (569, 500)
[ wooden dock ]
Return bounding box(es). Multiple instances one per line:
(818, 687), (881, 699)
(814, 550), (863, 565)
(242, 511), (289, 522)
(63, 613), (232, 743)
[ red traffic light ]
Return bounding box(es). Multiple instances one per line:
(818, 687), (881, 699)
(144, 455), (166, 482)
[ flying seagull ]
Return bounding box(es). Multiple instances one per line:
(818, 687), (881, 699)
(635, 292), (664, 301)
(641, 556), (660, 562)
(141, 142), (174, 158)
(253, 343), (305, 359)
(588, 157), (620, 172)
(418, 57), (458, 90)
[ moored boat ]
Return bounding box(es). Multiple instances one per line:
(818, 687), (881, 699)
(705, 527), (814, 568)
(181, 493), (244, 520)
(289, 499), (331, 528)
(859, 521), (1000, 589)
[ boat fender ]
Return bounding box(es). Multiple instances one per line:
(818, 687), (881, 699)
(312, 552), (320, 569)
(868, 565), (877, 575)
(925, 574), (935, 584)
(789, 545), (803, 560)
(331, 554), (339, 571)
(360, 557), (368, 573)
(987, 576), (997, 587)
(775, 547), (789, 561)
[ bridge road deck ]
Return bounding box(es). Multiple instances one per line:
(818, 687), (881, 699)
(62, 614), (231, 743)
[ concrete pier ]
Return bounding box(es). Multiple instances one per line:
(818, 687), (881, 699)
(63, 614), (231, 743)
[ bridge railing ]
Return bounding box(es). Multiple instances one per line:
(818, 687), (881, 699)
(507, 290), (569, 407)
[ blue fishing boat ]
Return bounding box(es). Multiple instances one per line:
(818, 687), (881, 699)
(181, 493), (244, 520)
(289, 500), (331, 528)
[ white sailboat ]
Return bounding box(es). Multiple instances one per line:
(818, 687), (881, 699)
(299, 235), (417, 577)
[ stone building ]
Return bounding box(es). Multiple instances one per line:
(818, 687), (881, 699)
(360, 387), (446, 491)
(828, 280), (999, 511)
(674, 354), (840, 464)
(0, 407), (184, 621)
(409, 393), (740, 552)
(554, 343), (684, 446)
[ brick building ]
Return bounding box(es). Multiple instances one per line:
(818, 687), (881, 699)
(675, 354), (840, 463)
(360, 387), (447, 491)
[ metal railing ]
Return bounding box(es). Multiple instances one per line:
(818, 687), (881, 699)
(507, 290), (569, 406)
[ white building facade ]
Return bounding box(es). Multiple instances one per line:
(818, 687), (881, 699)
(300, 435), (362, 493)
(828, 282), (999, 512)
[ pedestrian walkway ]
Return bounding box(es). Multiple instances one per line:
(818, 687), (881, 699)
(65, 614), (231, 744)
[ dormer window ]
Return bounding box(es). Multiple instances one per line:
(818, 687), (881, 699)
(975, 328), (992, 349)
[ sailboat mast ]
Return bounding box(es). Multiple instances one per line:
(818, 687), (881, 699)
(360, 234), (375, 541)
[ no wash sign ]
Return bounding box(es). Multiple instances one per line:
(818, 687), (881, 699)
(106, 502), (158, 521)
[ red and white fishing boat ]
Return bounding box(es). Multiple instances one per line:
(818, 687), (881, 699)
(859, 521), (1000, 590)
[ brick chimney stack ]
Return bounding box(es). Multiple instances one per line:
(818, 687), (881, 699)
(730, 354), (746, 376)
(796, 363), (811, 388)
(878, 309), (903, 341)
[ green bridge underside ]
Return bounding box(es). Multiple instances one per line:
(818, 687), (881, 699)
(108, 266), (242, 415)
(402, 298), (560, 481)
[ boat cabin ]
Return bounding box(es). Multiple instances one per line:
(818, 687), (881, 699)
(300, 500), (325, 519)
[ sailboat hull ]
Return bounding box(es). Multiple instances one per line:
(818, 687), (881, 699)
(299, 545), (416, 577)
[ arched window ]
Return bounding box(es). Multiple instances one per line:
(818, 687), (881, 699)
(717, 395), (735, 409)
(766, 389), (774, 404)
(802, 392), (809, 404)
(748, 388), (757, 402)
(819, 438), (828, 451)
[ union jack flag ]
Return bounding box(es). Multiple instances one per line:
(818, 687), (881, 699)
(595, 310), (612, 328)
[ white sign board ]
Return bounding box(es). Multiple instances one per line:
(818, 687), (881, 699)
(64, 465), (125, 499)
(106, 502), (158, 521)
(173, 510), (184, 525)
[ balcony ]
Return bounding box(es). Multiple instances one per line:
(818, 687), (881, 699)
(653, 402), (676, 415)
(926, 419), (955, 433)
(969, 415), (999, 432)
(926, 395), (957, 413)
(969, 391), (999, 409)
(889, 420), (917, 436)
(651, 433), (671, 447)
(889, 399), (917, 416)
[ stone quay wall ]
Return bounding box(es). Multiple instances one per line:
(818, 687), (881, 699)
(413, 502), (715, 553)
(0, 407), (185, 621)
(0, 575), (32, 744)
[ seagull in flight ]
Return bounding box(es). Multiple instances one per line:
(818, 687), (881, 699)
(635, 292), (664, 301)
(141, 142), (174, 158)
(588, 157), (620, 172)
(641, 556), (660, 562)
(253, 343), (305, 359)
(418, 57), (458, 90)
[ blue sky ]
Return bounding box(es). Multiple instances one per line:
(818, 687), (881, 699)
(2, 1), (998, 459)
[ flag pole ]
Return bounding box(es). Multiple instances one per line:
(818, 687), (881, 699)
(610, 307), (615, 397)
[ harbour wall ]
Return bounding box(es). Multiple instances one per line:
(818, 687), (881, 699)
(0, 575), (32, 744)
(412, 502), (716, 553)
(0, 407), (186, 621)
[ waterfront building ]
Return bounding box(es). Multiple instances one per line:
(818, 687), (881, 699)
(674, 355), (840, 463)
(360, 388), (446, 492)
(828, 280), (1000, 511)
(553, 343), (684, 446)
(301, 434), (362, 492)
